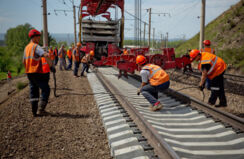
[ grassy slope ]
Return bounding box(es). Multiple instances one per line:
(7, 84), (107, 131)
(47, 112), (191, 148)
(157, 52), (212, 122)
(175, 0), (244, 71)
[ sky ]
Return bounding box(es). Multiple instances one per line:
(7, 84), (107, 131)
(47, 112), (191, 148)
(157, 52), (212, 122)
(0, 0), (240, 40)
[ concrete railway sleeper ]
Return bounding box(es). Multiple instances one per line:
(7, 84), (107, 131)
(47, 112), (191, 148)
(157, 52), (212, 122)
(88, 67), (244, 159)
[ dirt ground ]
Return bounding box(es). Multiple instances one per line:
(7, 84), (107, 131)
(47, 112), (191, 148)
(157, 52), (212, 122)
(0, 69), (111, 159)
(167, 70), (244, 117)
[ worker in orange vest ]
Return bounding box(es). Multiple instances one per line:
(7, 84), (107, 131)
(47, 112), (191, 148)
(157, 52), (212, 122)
(190, 49), (227, 107)
(49, 46), (55, 62)
(136, 55), (170, 111)
(201, 40), (215, 54)
(23, 29), (55, 117)
(54, 46), (58, 65)
(66, 47), (73, 70)
(73, 42), (85, 77)
(81, 50), (95, 77)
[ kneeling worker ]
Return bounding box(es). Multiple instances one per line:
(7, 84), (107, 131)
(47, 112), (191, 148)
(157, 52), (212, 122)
(190, 49), (227, 107)
(136, 55), (170, 111)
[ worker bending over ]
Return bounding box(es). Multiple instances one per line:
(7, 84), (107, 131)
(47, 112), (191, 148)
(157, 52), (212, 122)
(23, 29), (55, 117)
(136, 55), (170, 111)
(190, 49), (227, 107)
(201, 40), (215, 54)
(81, 50), (95, 77)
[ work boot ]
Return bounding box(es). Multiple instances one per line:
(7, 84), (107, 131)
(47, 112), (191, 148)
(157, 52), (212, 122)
(150, 102), (163, 111)
(31, 101), (38, 117)
(215, 103), (227, 108)
(38, 101), (48, 116)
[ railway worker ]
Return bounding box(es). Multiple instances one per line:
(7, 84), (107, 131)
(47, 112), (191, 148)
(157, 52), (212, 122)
(190, 49), (227, 107)
(66, 47), (73, 70)
(201, 40), (215, 54)
(48, 46), (55, 63)
(54, 46), (59, 65)
(73, 42), (84, 77)
(58, 44), (67, 71)
(136, 55), (170, 111)
(23, 29), (55, 117)
(80, 50), (95, 77)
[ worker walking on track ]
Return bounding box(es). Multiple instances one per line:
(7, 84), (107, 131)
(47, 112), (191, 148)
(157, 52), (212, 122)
(23, 29), (55, 117)
(73, 42), (84, 77)
(190, 49), (227, 107)
(136, 55), (170, 111)
(201, 40), (215, 54)
(7, 70), (12, 95)
(81, 50), (95, 77)
(66, 47), (73, 70)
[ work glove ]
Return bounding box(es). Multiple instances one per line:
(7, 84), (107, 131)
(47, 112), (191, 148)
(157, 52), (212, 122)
(137, 88), (141, 96)
(50, 66), (56, 73)
(198, 85), (204, 91)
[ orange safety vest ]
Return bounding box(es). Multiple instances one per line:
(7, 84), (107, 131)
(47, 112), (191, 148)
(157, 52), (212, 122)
(201, 47), (215, 54)
(198, 52), (226, 80)
(59, 49), (66, 58)
(49, 49), (55, 60)
(23, 42), (42, 73)
(41, 57), (50, 73)
(142, 64), (169, 86)
(23, 42), (50, 74)
(81, 54), (90, 63)
(54, 49), (58, 56)
(67, 49), (72, 59)
(73, 48), (81, 62)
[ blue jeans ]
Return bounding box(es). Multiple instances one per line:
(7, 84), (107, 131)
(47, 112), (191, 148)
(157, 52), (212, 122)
(81, 63), (89, 76)
(73, 61), (80, 76)
(141, 81), (170, 105)
(67, 58), (72, 70)
(27, 73), (50, 103)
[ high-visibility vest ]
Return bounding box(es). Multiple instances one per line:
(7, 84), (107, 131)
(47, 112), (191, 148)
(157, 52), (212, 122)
(54, 49), (58, 56)
(201, 47), (215, 54)
(73, 48), (81, 62)
(59, 49), (66, 58)
(81, 54), (90, 63)
(23, 42), (42, 73)
(41, 57), (50, 73)
(49, 49), (55, 60)
(198, 52), (226, 80)
(142, 64), (169, 86)
(67, 49), (72, 59)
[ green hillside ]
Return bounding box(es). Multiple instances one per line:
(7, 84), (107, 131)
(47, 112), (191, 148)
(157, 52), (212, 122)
(176, 0), (244, 71)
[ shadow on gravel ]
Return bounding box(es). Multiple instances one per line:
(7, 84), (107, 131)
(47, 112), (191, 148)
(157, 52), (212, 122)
(38, 112), (90, 119)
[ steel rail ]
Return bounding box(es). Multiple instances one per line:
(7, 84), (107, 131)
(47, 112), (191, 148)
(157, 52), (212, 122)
(95, 70), (180, 159)
(165, 88), (244, 132)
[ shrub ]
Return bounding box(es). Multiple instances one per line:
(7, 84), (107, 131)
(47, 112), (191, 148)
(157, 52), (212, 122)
(16, 82), (27, 91)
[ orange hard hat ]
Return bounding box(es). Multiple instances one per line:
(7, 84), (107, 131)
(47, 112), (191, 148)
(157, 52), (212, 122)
(136, 55), (147, 65)
(28, 29), (41, 38)
(189, 49), (200, 61)
(77, 42), (82, 47)
(90, 50), (95, 56)
(203, 40), (211, 46)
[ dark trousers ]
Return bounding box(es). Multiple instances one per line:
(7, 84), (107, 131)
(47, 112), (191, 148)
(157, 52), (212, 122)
(27, 73), (50, 102)
(74, 61), (80, 76)
(54, 56), (59, 65)
(67, 58), (72, 70)
(81, 63), (89, 76)
(208, 72), (227, 105)
(27, 73), (50, 114)
(141, 81), (170, 105)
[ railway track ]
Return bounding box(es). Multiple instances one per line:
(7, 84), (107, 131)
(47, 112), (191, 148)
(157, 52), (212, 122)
(88, 67), (244, 159)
